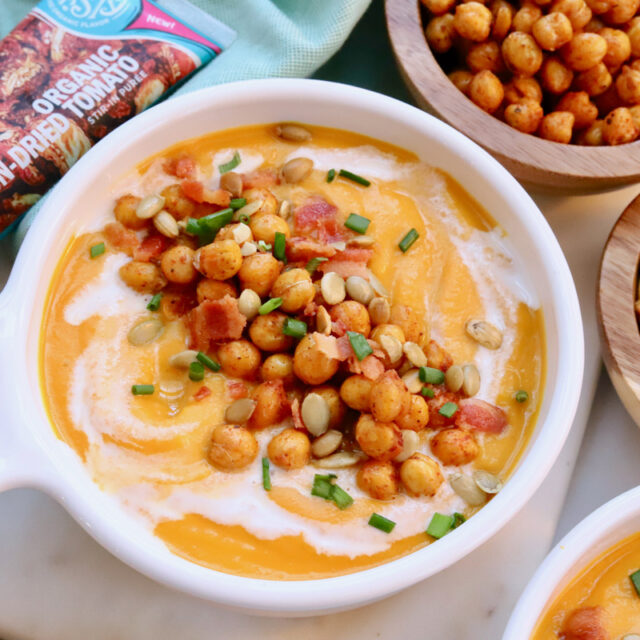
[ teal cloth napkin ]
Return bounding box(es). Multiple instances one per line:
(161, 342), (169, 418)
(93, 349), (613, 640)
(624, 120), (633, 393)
(0, 0), (371, 252)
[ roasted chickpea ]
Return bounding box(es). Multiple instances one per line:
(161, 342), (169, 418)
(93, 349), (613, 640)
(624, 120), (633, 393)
(114, 194), (145, 230)
(603, 106), (639, 144)
(293, 333), (339, 385)
(421, 0), (456, 14)
(243, 188), (278, 217)
(453, 2), (493, 41)
(577, 119), (605, 144)
(196, 279), (237, 304)
(340, 375), (374, 411)
(216, 222), (253, 244)
(561, 33), (607, 71)
(512, 3), (542, 32)
(603, 0), (640, 23)
(195, 239), (242, 280)
(627, 17), (640, 57)
(425, 340), (453, 372)
(466, 41), (504, 72)
(532, 13), (573, 51)
(267, 428), (310, 470)
(249, 312), (294, 352)
(431, 428), (480, 466)
(539, 56), (575, 93)
(504, 98), (545, 132)
(469, 70), (505, 113)
(260, 353), (295, 386)
(270, 268), (315, 313)
(370, 323), (406, 345)
(551, 0), (592, 28)
(599, 28), (631, 70)
(584, 15), (605, 30)
(311, 386), (346, 429)
(389, 304), (426, 345)
(119, 260), (167, 293)
(159, 288), (196, 320)
(504, 76), (543, 103)
(357, 461), (399, 500)
(585, 0), (613, 13)
(630, 105), (640, 129)
(426, 14), (457, 53)
(539, 111), (575, 142)
(400, 453), (444, 497)
(595, 83), (622, 114)
(616, 65), (640, 104)
(574, 62), (612, 96)
(238, 252), (282, 297)
(217, 340), (261, 379)
(161, 184), (196, 220)
(159, 245), (197, 284)
(249, 380), (290, 429)
(208, 424), (258, 471)
(249, 213), (290, 245)
(449, 69), (475, 95)
(219, 171), (243, 198)
(491, 0), (514, 39)
(330, 301), (371, 337)
(502, 32), (543, 76)
(556, 91), (598, 128)
(370, 371), (405, 423)
(355, 414), (403, 461)
(395, 394), (430, 432)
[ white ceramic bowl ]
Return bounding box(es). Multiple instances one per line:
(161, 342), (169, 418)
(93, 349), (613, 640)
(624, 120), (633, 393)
(0, 78), (583, 615)
(503, 486), (640, 638)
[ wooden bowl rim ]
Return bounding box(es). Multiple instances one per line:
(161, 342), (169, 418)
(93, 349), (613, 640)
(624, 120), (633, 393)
(385, 0), (640, 184)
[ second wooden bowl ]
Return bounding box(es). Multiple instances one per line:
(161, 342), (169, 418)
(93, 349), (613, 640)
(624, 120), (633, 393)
(386, 0), (640, 190)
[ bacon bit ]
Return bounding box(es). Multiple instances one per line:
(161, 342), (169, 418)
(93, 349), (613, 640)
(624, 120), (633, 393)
(359, 355), (385, 380)
(318, 248), (373, 280)
(193, 386), (211, 401)
(242, 169), (278, 189)
(187, 295), (247, 351)
(103, 222), (139, 256)
(335, 335), (353, 360)
(294, 196), (345, 243)
(164, 155), (197, 179)
(286, 236), (337, 262)
(227, 381), (248, 400)
(302, 300), (318, 317)
(291, 397), (305, 431)
(427, 391), (461, 428)
(456, 399), (508, 434)
(181, 180), (232, 206)
(367, 339), (386, 360)
(561, 607), (608, 640)
(133, 234), (169, 262)
(331, 318), (348, 337)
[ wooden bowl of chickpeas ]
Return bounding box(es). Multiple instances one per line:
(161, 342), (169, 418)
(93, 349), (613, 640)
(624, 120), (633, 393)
(386, 0), (640, 189)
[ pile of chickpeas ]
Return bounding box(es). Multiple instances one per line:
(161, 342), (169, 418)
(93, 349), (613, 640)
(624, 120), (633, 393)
(423, 0), (640, 144)
(109, 123), (500, 506)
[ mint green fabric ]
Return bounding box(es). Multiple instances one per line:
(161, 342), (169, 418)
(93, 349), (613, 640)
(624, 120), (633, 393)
(1, 0), (371, 252)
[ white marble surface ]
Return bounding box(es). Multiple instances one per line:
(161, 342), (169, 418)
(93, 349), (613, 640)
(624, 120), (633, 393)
(0, 183), (639, 639)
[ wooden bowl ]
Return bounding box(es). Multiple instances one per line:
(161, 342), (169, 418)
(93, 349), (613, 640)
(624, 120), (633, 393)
(598, 193), (640, 425)
(385, 0), (640, 190)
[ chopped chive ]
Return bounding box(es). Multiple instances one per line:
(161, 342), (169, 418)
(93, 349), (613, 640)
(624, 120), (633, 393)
(259, 297), (283, 315)
(258, 240), (272, 252)
(345, 213), (371, 234)
(230, 197), (247, 210)
(185, 218), (201, 235)
(339, 169), (371, 187)
(327, 168), (336, 183)
(185, 209), (234, 244)
(347, 331), (373, 361)
(399, 228), (419, 253)
(421, 387), (435, 398)
(146, 293), (163, 311)
(452, 512), (466, 529)
(89, 242), (105, 259)
(196, 352), (221, 372)
(631, 570), (640, 596)
(426, 512), (454, 539)
(439, 402), (458, 418)
(310, 474), (353, 509)
(238, 213), (250, 224)
(131, 384), (154, 395)
(305, 256), (328, 274)
(219, 151), (241, 174)
(282, 317), (307, 338)
(515, 390), (529, 403)
(368, 513), (396, 533)
(262, 457), (272, 491)
(273, 231), (287, 262)
(331, 484), (354, 510)
(419, 367), (445, 385)
(189, 361), (205, 382)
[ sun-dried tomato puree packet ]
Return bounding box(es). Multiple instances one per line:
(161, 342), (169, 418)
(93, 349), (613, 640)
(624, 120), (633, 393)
(0, 0), (235, 236)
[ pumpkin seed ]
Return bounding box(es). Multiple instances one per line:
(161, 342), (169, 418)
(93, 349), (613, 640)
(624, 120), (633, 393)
(311, 430), (343, 458)
(231, 223), (252, 245)
(402, 368), (423, 393)
(403, 341), (427, 368)
(462, 363), (481, 396)
(240, 242), (257, 257)
(473, 469), (503, 494)
(127, 318), (163, 346)
(445, 364), (464, 392)
(153, 211), (179, 238)
(330, 240), (347, 251)
(238, 289), (261, 319)
(136, 194), (165, 220)
(623, 635), (640, 640)
(225, 398), (256, 424)
(169, 349), (199, 368)
(449, 473), (486, 506)
(281, 157), (313, 184)
(316, 305), (332, 335)
(278, 200), (291, 219)
(368, 272), (389, 297)
(345, 276), (374, 305)
(368, 297), (390, 325)
(313, 451), (362, 469)
(380, 334), (403, 364)
(275, 123), (312, 142)
(395, 430), (420, 462)
(349, 234), (375, 247)
(320, 272), (346, 305)
(219, 171), (242, 198)
(465, 319), (503, 350)
(159, 379), (185, 399)
(233, 199), (263, 220)
(301, 393), (331, 437)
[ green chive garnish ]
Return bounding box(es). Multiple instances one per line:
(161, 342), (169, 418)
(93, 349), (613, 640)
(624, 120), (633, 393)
(230, 198), (247, 210)
(427, 512), (454, 539)
(327, 168), (336, 183)
(515, 390), (529, 403)
(219, 151), (241, 174)
(331, 485), (354, 510)
(305, 256), (328, 274)
(421, 387), (435, 398)
(185, 218), (201, 235)
(259, 297), (283, 315)
(196, 352), (221, 372)
(452, 512), (466, 529)
(439, 402), (458, 418)
(131, 384), (154, 395)
(339, 169), (371, 187)
(419, 367), (445, 385)
(311, 474), (353, 510)
(631, 570), (640, 596)
(262, 457), (272, 491)
(282, 317), (307, 339)
(238, 213), (250, 224)
(147, 293), (163, 311)
(347, 331), (373, 361)
(273, 231), (287, 262)
(399, 228), (419, 253)
(90, 242), (105, 259)
(258, 240), (272, 252)
(189, 361), (205, 382)
(345, 213), (371, 235)
(368, 513), (396, 533)
(186, 209), (234, 244)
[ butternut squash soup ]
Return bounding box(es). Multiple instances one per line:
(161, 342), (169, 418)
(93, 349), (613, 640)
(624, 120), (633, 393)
(532, 532), (640, 640)
(41, 123), (545, 580)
